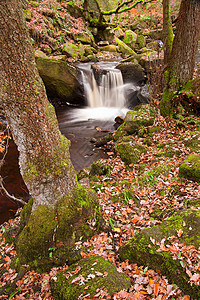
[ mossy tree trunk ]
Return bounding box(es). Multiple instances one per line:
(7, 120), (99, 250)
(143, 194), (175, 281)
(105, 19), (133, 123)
(163, 0), (174, 66)
(0, 0), (102, 271)
(0, 0), (77, 211)
(160, 0), (200, 116)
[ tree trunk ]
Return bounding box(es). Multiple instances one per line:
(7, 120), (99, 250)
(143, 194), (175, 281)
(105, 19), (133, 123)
(0, 0), (101, 271)
(162, 0), (174, 65)
(0, 0), (76, 211)
(168, 0), (200, 89)
(160, 0), (200, 116)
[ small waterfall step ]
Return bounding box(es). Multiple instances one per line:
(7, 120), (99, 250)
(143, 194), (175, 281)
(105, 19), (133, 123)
(78, 62), (126, 109)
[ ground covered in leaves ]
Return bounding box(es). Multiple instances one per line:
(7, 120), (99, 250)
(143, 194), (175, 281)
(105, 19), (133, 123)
(0, 110), (200, 299)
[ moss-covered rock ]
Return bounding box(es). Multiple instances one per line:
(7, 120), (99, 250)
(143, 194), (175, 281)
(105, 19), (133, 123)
(124, 30), (137, 49)
(62, 42), (79, 59)
(114, 136), (148, 165)
(114, 37), (136, 56)
(89, 159), (111, 177)
(73, 32), (93, 44)
(16, 184), (101, 272)
(24, 9), (31, 21)
(179, 154), (200, 182)
(51, 255), (131, 300)
(135, 34), (146, 49)
(115, 105), (155, 139)
(119, 209), (200, 298)
(35, 57), (83, 104)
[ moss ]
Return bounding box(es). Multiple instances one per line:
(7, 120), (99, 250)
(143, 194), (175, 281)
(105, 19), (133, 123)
(115, 136), (148, 166)
(119, 209), (200, 298)
(16, 184), (102, 272)
(160, 89), (174, 117)
(124, 30), (137, 49)
(115, 105), (155, 140)
(18, 197), (33, 234)
(89, 159), (111, 177)
(179, 154), (200, 182)
(114, 37), (136, 56)
(51, 255), (131, 299)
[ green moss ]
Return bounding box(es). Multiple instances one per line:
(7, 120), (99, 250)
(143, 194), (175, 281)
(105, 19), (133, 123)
(179, 154), (200, 182)
(115, 136), (148, 166)
(18, 197), (33, 234)
(160, 89), (174, 117)
(119, 209), (200, 298)
(16, 184), (102, 272)
(51, 255), (131, 299)
(89, 159), (111, 177)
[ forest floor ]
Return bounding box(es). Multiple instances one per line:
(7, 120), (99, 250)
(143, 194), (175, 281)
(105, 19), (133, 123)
(0, 106), (200, 299)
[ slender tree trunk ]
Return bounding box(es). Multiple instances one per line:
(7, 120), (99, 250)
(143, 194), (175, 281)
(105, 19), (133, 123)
(0, 0), (77, 211)
(163, 0), (174, 65)
(160, 0), (200, 116)
(167, 0), (200, 89)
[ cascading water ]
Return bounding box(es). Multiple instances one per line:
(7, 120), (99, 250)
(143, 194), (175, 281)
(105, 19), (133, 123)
(80, 65), (126, 109)
(79, 62), (126, 108)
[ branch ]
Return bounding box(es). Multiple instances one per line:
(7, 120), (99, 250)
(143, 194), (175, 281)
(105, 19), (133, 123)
(101, 0), (153, 15)
(0, 176), (26, 206)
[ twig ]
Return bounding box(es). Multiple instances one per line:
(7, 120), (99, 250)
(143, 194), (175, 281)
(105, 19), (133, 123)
(0, 176), (26, 206)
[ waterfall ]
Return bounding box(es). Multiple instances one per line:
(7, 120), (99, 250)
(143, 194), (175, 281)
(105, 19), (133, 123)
(79, 63), (126, 109)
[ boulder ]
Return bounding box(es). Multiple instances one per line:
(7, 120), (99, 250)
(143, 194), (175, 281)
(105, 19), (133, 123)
(51, 255), (131, 299)
(115, 62), (146, 85)
(115, 37), (136, 56)
(119, 209), (200, 298)
(73, 31), (93, 44)
(179, 154), (200, 182)
(124, 30), (137, 49)
(35, 57), (84, 105)
(135, 34), (146, 49)
(62, 42), (79, 59)
(114, 136), (148, 165)
(115, 105), (155, 139)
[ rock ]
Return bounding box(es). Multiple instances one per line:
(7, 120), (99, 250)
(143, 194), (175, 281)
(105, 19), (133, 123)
(115, 116), (124, 124)
(135, 34), (146, 49)
(115, 62), (146, 85)
(114, 136), (148, 165)
(124, 30), (137, 49)
(97, 41), (109, 46)
(35, 50), (48, 58)
(66, 2), (83, 18)
(98, 45), (118, 52)
(119, 209), (200, 298)
(89, 159), (111, 177)
(62, 42), (79, 59)
(113, 27), (124, 39)
(115, 105), (155, 139)
(114, 37), (136, 56)
(51, 255), (131, 299)
(73, 31), (93, 44)
(179, 154), (200, 182)
(35, 57), (84, 105)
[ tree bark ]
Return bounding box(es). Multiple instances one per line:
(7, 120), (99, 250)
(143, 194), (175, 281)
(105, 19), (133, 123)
(162, 0), (174, 65)
(0, 0), (77, 211)
(160, 0), (200, 116)
(166, 0), (200, 89)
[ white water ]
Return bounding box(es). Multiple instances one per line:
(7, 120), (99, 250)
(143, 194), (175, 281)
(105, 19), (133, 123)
(74, 62), (130, 121)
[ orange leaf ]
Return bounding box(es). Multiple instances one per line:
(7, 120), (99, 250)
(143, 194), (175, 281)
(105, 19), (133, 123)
(149, 279), (154, 285)
(4, 256), (11, 263)
(140, 290), (148, 294)
(154, 283), (160, 296)
(184, 296), (190, 300)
